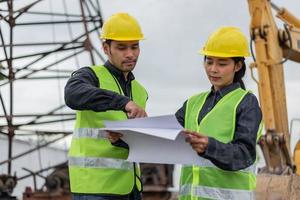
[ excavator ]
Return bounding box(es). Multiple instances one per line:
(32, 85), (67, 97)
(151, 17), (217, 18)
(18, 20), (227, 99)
(247, 0), (300, 199)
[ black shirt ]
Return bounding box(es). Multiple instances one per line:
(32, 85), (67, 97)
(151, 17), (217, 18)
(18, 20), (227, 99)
(175, 82), (262, 171)
(64, 61), (133, 112)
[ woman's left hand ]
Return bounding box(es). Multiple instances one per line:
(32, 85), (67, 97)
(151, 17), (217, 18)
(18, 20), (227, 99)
(182, 129), (209, 154)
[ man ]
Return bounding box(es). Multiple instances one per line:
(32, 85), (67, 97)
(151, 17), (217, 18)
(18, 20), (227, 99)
(65, 13), (148, 200)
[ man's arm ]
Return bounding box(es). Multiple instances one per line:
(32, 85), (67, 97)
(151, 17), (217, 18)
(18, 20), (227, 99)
(64, 67), (130, 112)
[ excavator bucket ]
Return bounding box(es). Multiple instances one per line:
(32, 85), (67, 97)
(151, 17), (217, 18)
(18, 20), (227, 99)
(256, 174), (300, 200)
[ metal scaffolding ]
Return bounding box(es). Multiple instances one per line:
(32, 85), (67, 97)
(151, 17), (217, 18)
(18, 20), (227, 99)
(0, 0), (104, 180)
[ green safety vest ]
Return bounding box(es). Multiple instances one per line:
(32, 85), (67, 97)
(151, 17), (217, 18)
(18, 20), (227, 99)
(68, 65), (148, 194)
(179, 88), (261, 200)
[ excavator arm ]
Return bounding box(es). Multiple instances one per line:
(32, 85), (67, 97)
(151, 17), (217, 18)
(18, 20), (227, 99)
(247, 1), (300, 198)
(247, 0), (298, 174)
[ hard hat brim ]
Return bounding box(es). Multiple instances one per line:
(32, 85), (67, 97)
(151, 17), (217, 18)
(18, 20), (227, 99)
(100, 36), (145, 41)
(199, 49), (250, 58)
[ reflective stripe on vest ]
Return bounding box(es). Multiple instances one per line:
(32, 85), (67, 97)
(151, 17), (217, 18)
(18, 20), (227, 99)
(73, 128), (107, 139)
(69, 156), (134, 170)
(68, 65), (147, 194)
(182, 160), (256, 174)
(180, 184), (255, 200)
(180, 88), (259, 200)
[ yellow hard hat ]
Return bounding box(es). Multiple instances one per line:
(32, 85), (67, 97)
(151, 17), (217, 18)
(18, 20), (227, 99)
(199, 26), (250, 57)
(100, 13), (144, 41)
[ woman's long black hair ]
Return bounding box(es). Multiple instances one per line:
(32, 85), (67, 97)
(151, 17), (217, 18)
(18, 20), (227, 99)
(232, 57), (246, 89)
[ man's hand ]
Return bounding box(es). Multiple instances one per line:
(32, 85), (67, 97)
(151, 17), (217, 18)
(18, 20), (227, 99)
(182, 129), (209, 154)
(125, 101), (147, 119)
(107, 131), (123, 143)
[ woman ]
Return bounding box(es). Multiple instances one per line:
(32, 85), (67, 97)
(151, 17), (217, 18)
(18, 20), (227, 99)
(176, 26), (262, 200)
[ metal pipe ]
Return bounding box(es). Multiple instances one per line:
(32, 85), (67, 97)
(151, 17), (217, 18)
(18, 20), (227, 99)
(270, 1), (281, 12)
(0, 41), (83, 47)
(16, 76), (70, 80)
(7, 0), (14, 176)
(79, 0), (95, 65)
(18, 161), (67, 181)
(0, 113), (74, 118)
(16, 19), (100, 26)
(17, 117), (75, 127)
(16, 25), (100, 72)
(0, 24), (9, 67)
(0, 49), (85, 87)
(270, 1), (300, 29)
(0, 44), (83, 62)
(0, 9), (84, 18)
(0, 134), (71, 166)
(24, 104), (65, 124)
(12, 68), (73, 73)
(17, 49), (85, 79)
(0, 92), (9, 124)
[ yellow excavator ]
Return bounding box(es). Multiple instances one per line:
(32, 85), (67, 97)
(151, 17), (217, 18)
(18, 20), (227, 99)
(247, 0), (300, 199)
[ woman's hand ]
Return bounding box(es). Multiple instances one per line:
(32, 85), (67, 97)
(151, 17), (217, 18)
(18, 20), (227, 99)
(106, 131), (123, 143)
(182, 129), (209, 154)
